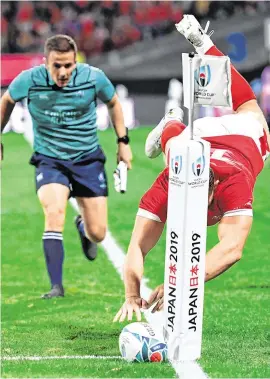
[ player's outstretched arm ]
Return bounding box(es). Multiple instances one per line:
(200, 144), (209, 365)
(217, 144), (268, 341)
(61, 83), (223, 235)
(205, 215), (252, 281)
(113, 216), (164, 322)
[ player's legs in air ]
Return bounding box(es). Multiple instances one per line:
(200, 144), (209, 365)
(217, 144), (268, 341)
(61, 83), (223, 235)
(175, 15), (257, 111)
(146, 15), (270, 158)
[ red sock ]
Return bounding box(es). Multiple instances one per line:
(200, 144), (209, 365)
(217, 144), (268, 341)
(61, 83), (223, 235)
(161, 120), (186, 153)
(206, 46), (256, 111)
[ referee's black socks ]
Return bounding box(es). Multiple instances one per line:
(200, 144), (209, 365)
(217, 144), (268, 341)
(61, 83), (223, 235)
(42, 231), (64, 287)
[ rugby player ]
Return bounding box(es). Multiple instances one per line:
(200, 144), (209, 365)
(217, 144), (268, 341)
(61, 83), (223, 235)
(1, 35), (132, 299)
(114, 15), (269, 322)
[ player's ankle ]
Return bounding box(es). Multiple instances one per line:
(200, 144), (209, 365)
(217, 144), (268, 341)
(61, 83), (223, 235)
(195, 35), (214, 55)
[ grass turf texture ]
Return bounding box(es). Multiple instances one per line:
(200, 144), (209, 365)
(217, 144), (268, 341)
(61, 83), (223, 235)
(1, 129), (270, 378)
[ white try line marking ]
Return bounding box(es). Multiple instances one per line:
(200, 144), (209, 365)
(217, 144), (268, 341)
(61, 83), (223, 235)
(21, 131), (208, 378)
(2, 355), (123, 361)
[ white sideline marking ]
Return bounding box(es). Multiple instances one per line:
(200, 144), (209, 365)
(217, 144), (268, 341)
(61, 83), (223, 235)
(2, 355), (122, 361)
(22, 133), (208, 378)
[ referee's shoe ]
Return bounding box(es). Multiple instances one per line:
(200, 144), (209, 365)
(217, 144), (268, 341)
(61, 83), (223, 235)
(75, 215), (97, 261)
(41, 284), (64, 299)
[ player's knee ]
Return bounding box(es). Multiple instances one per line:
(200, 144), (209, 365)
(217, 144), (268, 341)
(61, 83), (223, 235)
(85, 224), (106, 243)
(44, 206), (65, 231)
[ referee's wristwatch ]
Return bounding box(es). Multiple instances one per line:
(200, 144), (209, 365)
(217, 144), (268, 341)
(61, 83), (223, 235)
(117, 135), (130, 145)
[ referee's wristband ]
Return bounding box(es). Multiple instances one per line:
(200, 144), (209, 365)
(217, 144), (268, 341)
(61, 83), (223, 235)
(117, 135), (130, 145)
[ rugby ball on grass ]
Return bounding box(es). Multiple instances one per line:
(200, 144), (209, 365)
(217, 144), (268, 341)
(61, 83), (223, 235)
(119, 322), (167, 362)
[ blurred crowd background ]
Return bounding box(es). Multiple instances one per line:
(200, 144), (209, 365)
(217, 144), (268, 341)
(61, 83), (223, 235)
(2, 1), (269, 58)
(1, 1), (270, 128)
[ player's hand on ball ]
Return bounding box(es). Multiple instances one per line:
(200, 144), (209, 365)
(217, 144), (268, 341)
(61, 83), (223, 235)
(113, 296), (148, 322)
(148, 284), (164, 313)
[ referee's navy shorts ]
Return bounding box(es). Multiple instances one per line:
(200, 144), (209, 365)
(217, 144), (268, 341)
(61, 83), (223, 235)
(30, 147), (108, 197)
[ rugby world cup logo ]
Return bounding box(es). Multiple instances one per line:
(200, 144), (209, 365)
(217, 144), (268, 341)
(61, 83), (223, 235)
(195, 64), (211, 87)
(171, 155), (182, 175)
(192, 155), (205, 177)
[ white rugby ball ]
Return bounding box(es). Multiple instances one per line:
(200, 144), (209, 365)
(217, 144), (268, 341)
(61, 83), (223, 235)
(119, 322), (167, 362)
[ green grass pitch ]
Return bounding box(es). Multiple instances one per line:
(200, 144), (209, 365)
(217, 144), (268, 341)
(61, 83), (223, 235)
(1, 128), (270, 378)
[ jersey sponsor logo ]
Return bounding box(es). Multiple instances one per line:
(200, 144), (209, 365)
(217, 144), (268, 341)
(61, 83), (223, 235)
(192, 156), (205, 177)
(171, 155), (182, 175)
(195, 64), (211, 87)
(44, 110), (82, 124)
